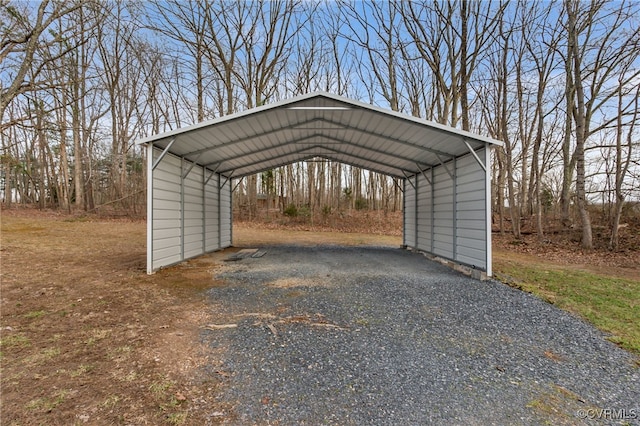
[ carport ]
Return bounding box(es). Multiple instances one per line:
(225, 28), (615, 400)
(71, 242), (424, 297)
(136, 92), (502, 276)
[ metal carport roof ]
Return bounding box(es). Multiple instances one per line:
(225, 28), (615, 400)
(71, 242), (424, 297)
(136, 92), (502, 179)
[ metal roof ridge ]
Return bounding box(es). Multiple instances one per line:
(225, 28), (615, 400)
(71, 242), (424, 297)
(135, 92), (503, 147)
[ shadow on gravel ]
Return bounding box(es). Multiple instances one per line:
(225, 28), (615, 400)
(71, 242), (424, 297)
(202, 245), (640, 426)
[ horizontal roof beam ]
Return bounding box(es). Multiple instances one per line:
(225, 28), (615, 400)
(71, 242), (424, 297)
(204, 133), (433, 172)
(228, 152), (404, 180)
(312, 155), (406, 179)
(228, 154), (319, 179)
(316, 145), (415, 176)
(223, 145), (409, 179)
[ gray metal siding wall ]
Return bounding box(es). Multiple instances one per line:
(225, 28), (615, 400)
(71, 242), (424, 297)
(454, 150), (487, 268)
(432, 164), (455, 259)
(416, 169), (433, 252)
(151, 149), (182, 270)
(183, 163), (204, 259)
(204, 173), (220, 252)
(403, 178), (416, 247)
(411, 148), (487, 271)
(149, 146), (232, 273)
(219, 177), (232, 247)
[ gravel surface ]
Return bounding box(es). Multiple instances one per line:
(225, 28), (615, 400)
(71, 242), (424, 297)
(203, 245), (639, 425)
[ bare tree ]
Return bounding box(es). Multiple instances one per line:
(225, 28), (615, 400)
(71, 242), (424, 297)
(234, 0), (311, 108)
(400, 0), (506, 129)
(609, 72), (639, 250)
(563, 0), (640, 248)
(145, 0), (211, 122)
(1, 0), (103, 210)
(0, 0), (83, 127)
(519, 0), (564, 239)
(96, 1), (146, 210)
(339, 1), (402, 111)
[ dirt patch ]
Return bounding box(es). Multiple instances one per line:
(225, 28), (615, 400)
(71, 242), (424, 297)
(0, 208), (231, 425)
(268, 277), (330, 288)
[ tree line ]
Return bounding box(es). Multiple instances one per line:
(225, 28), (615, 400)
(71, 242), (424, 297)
(1, 0), (638, 249)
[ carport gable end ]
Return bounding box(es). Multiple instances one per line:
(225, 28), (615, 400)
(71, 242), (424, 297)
(136, 92), (502, 276)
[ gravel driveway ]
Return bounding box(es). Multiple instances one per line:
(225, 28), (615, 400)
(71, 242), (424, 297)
(203, 245), (639, 425)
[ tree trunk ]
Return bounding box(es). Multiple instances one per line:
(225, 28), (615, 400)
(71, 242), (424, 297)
(566, 0), (592, 249)
(610, 85), (638, 250)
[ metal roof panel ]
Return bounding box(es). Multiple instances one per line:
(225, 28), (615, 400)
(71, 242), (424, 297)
(137, 92), (502, 178)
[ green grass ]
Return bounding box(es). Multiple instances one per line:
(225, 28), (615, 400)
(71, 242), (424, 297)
(0, 334), (31, 349)
(495, 264), (640, 355)
(149, 376), (188, 424)
(25, 390), (68, 412)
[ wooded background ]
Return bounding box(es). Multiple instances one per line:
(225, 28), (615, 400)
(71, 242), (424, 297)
(1, 0), (639, 250)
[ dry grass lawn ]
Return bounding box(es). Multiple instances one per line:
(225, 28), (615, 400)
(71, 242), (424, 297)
(1, 209), (230, 425)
